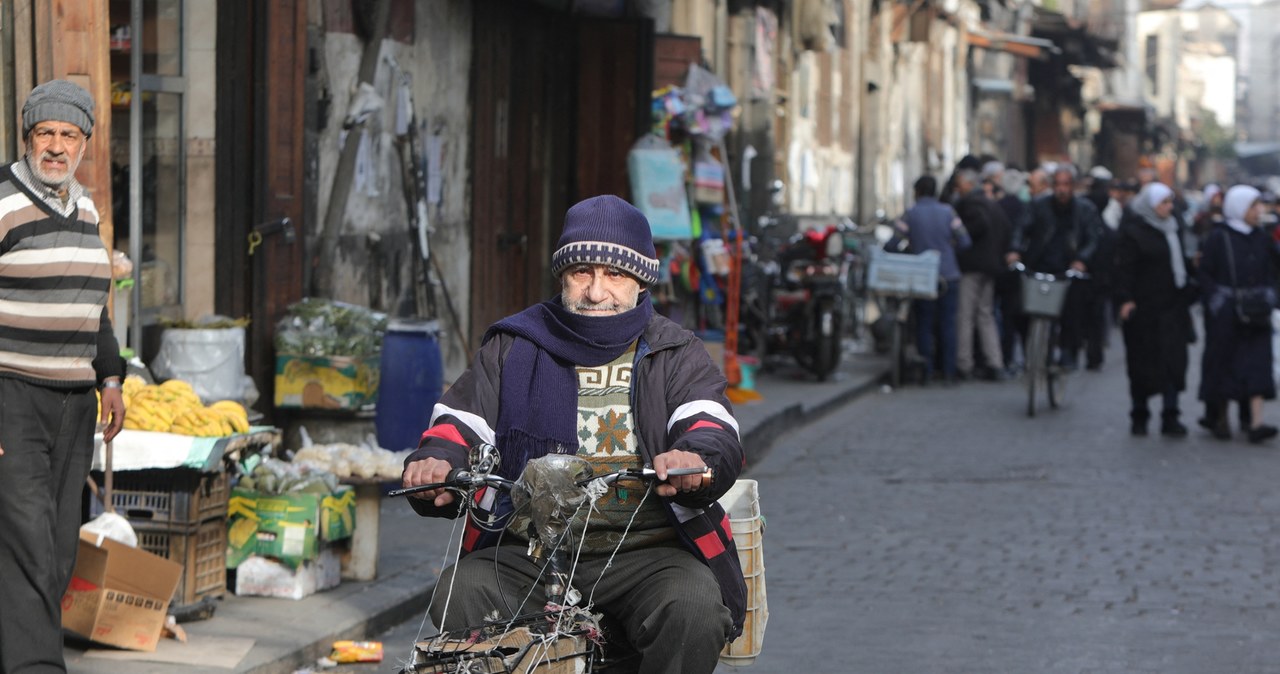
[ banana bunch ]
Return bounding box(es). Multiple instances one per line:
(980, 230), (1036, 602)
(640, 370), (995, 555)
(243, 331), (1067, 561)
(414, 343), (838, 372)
(121, 377), (252, 437)
(209, 400), (251, 434)
(170, 406), (236, 437)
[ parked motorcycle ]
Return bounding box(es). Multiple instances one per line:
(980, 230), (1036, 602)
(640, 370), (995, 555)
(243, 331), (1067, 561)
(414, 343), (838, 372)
(740, 217), (851, 381)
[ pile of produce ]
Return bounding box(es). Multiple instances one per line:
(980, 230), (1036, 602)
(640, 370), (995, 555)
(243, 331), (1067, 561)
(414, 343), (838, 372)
(292, 441), (412, 480)
(274, 298), (387, 358)
(237, 456), (339, 495)
(120, 376), (251, 437)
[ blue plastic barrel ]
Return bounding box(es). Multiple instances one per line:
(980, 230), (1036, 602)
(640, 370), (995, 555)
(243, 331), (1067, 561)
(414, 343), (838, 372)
(375, 319), (443, 452)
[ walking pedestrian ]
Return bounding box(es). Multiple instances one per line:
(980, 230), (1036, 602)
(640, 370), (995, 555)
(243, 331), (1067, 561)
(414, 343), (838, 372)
(1197, 185), (1280, 443)
(954, 169), (1010, 381)
(891, 175), (971, 385)
(1114, 183), (1196, 437)
(0, 79), (127, 673)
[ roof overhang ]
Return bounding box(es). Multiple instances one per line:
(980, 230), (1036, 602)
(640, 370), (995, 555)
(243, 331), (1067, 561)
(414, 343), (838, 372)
(967, 29), (1059, 60)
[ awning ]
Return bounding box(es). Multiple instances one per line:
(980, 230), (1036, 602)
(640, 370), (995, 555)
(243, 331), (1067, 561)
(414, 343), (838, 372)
(967, 29), (1058, 60)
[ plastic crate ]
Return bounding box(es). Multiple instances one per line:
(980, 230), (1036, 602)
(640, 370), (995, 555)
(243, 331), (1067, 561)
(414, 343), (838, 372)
(134, 517), (227, 607)
(91, 469), (229, 526)
(866, 248), (941, 299)
(718, 480), (767, 666)
(1021, 274), (1071, 317)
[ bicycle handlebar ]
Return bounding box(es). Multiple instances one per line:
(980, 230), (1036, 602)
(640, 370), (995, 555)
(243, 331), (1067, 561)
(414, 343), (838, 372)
(388, 465), (714, 498)
(1009, 261), (1090, 281)
(578, 466), (713, 489)
(387, 468), (517, 498)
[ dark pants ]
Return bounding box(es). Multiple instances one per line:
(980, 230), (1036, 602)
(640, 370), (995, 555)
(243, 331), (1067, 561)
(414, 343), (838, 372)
(433, 542), (732, 674)
(914, 281), (960, 380)
(0, 379), (97, 674)
(1057, 280), (1090, 367)
(1131, 386), (1180, 423)
(1083, 282), (1110, 369)
(996, 269), (1023, 370)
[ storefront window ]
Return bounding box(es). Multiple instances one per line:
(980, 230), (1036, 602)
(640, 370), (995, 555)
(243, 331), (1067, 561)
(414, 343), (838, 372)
(110, 0), (185, 325)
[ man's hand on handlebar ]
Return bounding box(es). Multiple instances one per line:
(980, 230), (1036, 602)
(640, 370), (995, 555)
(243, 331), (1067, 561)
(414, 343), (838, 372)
(1070, 260), (1087, 273)
(652, 450), (708, 498)
(402, 457), (457, 507)
(1005, 252), (1021, 267)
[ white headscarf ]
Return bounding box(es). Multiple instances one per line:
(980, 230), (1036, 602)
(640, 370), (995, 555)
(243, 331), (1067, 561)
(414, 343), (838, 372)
(1223, 185), (1261, 235)
(1131, 183), (1186, 288)
(1203, 183), (1221, 204)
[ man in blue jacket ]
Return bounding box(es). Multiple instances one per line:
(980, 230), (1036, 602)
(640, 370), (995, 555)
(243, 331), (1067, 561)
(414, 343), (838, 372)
(891, 174), (971, 384)
(401, 195), (745, 674)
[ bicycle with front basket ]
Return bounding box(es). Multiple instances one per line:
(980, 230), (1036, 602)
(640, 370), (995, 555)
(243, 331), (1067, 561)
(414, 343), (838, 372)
(1017, 263), (1088, 416)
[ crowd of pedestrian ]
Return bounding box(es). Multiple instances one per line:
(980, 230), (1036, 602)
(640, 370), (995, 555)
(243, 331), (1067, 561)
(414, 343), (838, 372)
(893, 155), (1280, 444)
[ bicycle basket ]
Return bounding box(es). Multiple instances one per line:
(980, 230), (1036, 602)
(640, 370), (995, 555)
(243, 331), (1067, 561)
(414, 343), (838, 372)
(409, 624), (596, 673)
(1020, 275), (1070, 317)
(866, 248), (940, 299)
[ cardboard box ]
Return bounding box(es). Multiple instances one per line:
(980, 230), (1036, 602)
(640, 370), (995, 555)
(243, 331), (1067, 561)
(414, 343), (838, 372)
(233, 547), (341, 600)
(61, 531), (183, 651)
(226, 486), (356, 569)
(274, 354), (379, 410)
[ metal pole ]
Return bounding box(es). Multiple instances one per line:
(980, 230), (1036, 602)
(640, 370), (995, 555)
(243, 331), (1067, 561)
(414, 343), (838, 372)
(129, 0), (142, 360)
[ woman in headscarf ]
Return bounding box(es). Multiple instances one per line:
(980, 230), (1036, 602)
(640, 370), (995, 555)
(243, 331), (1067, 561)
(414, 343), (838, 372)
(1197, 185), (1280, 443)
(1193, 184), (1225, 243)
(1114, 183), (1196, 436)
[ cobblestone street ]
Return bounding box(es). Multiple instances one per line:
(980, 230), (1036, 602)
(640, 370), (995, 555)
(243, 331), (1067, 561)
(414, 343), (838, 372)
(750, 344), (1280, 672)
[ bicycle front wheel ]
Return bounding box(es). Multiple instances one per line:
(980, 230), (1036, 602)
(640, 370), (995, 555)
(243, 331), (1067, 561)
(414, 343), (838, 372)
(1025, 317), (1050, 417)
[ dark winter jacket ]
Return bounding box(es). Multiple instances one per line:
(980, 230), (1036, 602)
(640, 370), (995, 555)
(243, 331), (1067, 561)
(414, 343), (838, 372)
(1198, 226), (1280, 401)
(1113, 211), (1195, 396)
(405, 312), (748, 637)
(1014, 195), (1103, 274)
(955, 191), (1012, 276)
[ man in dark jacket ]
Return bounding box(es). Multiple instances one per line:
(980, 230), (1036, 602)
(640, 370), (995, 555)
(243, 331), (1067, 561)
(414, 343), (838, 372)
(1009, 166), (1103, 368)
(954, 169), (1011, 380)
(400, 195), (745, 674)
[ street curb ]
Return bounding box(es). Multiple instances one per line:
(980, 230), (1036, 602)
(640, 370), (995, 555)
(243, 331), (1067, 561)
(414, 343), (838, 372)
(243, 563), (439, 674)
(741, 370), (886, 468)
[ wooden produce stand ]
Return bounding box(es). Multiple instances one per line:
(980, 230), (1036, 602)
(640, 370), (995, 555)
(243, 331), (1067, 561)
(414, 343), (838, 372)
(335, 477), (388, 581)
(89, 427), (282, 616)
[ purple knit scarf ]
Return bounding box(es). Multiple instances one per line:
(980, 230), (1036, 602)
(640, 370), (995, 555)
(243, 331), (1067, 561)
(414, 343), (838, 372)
(484, 292), (653, 480)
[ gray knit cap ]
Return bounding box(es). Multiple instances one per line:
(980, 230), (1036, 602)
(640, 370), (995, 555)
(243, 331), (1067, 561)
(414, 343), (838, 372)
(23, 80), (95, 137)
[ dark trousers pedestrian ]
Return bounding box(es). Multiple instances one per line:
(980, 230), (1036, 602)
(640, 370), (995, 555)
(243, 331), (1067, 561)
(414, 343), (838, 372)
(1057, 281), (1089, 368)
(914, 281), (960, 381)
(433, 542), (733, 674)
(0, 379), (97, 674)
(1082, 282), (1110, 369)
(996, 270), (1023, 371)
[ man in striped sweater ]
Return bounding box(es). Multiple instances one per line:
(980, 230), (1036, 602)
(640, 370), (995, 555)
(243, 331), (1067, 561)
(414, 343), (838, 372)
(0, 79), (126, 674)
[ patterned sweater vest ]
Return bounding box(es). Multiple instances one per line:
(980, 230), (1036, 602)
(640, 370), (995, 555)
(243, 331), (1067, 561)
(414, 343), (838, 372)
(0, 164), (111, 387)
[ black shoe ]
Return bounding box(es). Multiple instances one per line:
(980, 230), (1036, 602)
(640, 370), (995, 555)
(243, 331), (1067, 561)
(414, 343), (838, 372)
(1131, 421), (1148, 437)
(1211, 421), (1232, 441)
(1197, 416), (1215, 431)
(1248, 425), (1278, 444)
(1161, 419), (1188, 438)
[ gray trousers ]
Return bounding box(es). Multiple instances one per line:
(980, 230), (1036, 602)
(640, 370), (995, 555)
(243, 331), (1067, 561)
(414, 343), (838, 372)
(957, 272), (1004, 373)
(0, 379), (97, 674)
(432, 542), (732, 674)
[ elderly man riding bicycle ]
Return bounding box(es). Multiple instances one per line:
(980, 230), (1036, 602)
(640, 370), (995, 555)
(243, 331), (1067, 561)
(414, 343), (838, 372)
(401, 195), (746, 674)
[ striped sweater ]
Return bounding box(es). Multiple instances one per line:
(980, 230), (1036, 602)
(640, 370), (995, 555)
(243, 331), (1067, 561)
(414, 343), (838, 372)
(0, 162), (123, 388)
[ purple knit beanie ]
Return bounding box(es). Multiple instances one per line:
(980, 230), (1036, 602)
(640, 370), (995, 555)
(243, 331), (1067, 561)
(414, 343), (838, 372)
(551, 195), (659, 286)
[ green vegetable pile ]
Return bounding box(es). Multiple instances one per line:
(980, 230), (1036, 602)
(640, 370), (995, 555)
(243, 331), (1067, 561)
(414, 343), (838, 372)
(274, 298), (388, 357)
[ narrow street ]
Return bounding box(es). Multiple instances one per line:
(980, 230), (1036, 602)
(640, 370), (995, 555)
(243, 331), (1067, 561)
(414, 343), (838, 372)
(750, 339), (1280, 672)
